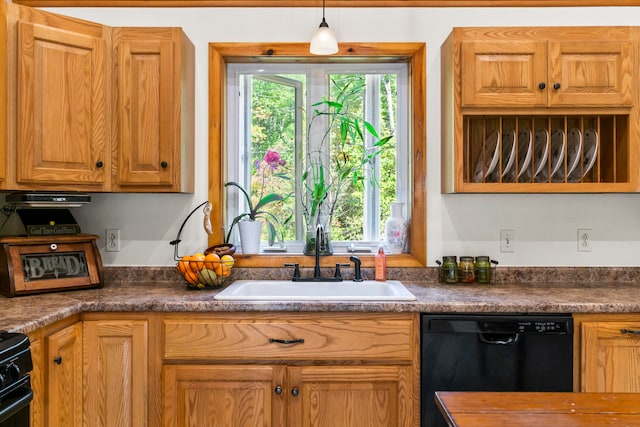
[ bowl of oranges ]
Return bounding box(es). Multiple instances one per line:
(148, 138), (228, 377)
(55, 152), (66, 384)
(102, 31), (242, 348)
(176, 252), (235, 290)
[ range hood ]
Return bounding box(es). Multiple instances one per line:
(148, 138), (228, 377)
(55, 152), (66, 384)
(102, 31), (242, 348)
(5, 192), (91, 208)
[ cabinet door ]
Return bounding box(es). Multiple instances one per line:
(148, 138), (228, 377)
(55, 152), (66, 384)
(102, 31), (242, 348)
(114, 27), (194, 192)
(116, 30), (180, 190)
(460, 40), (547, 107)
(16, 21), (108, 188)
(582, 321), (640, 392)
(549, 40), (633, 107)
(28, 331), (44, 427)
(46, 322), (83, 427)
(288, 365), (414, 427)
(163, 365), (286, 427)
(0, 2), (7, 186)
(83, 320), (148, 427)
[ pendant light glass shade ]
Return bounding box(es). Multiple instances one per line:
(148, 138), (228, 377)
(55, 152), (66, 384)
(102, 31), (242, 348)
(310, 1), (338, 55)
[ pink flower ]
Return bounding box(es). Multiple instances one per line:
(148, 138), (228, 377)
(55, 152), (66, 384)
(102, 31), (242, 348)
(264, 150), (282, 171)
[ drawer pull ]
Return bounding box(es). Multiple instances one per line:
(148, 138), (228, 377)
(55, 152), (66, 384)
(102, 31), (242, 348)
(53, 356), (62, 365)
(269, 338), (305, 345)
(621, 328), (640, 335)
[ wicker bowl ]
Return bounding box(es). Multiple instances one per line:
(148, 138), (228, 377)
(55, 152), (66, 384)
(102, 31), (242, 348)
(176, 254), (235, 290)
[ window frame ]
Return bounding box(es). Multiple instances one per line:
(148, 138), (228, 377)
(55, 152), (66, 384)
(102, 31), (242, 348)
(226, 63), (409, 250)
(209, 42), (426, 268)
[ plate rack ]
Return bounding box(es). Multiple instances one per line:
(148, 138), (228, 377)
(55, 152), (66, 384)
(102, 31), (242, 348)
(463, 115), (629, 185)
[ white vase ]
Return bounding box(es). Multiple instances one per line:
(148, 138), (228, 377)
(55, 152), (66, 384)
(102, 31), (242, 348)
(385, 202), (408, 254)
(238, 220), (263, 254)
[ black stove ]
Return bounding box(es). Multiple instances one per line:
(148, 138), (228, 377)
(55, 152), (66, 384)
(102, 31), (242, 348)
(0, 332), (33, 427)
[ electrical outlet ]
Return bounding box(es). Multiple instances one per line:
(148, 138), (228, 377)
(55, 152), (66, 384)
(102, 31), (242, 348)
(500, 229), (514, 253)
(106, 229), (120, 252)
(578, 229), (592, 252)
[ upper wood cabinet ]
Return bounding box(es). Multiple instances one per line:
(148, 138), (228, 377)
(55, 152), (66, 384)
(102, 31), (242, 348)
(113, 27), (194, 192)
(16, 20), (109, 190)
(461, 38), (633, 108)
(1, 3), (194, 193)
(442, 26), (640, 193)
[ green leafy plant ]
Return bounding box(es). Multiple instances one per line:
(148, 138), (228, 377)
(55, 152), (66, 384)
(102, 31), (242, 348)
(300, 79), (394, 234)
(225, 150), (290, 245)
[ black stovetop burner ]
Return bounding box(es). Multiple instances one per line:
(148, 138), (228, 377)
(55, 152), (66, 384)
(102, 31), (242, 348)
(0, 332), (32, 392)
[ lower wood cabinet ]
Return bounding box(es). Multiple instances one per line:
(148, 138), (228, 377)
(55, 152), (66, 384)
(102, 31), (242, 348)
(163, 365), (286, 426)
(576, 314), (640, 392)
(28, 312), (419, 426)
(163, 364), (411, 427)
(83, 318), (150, 427)
(161, 312), (420, 427)
(29, 317), (83, 427)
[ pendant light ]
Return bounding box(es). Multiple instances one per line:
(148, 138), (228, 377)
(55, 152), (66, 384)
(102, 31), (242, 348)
(310, 0), (338, 55)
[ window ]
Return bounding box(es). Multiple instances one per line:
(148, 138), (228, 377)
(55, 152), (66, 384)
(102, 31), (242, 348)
(226, 64), (408, 253)
(209, 43), (426, 268)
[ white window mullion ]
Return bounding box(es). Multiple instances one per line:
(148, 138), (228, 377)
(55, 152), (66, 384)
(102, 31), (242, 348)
(364, 75), (381, 241)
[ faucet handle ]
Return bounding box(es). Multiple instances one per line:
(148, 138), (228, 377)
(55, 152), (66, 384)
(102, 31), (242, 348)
(333, 263), (350, 280)
(284, 263), (301, 281)
(349, 256), (363, 282)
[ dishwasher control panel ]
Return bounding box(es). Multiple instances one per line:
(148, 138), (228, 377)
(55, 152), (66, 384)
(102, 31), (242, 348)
(516, 320), (571, 334)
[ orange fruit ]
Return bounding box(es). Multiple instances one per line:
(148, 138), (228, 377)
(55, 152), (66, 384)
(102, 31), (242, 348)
(204, 253), (221, 273)
(183, 268), (199, 284)
(191, 253), (205, 272)
(177, 255), (192, 274)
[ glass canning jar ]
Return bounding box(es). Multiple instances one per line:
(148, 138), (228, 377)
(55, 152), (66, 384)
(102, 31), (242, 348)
(441, 256), (458, 283)
(458, 256), (475, 283)
(474, 256), (492, 284)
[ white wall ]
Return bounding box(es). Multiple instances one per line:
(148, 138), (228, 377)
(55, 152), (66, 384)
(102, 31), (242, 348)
(38, 6), (640, 267)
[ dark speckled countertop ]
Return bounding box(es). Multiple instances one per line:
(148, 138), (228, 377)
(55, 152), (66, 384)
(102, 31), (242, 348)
(2, 266), (640, 334)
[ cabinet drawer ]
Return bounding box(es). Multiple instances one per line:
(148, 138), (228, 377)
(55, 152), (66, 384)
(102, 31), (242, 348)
(163, 314), (415, 361)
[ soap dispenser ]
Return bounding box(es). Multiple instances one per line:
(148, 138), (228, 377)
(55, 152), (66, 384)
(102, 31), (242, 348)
(375, 242), (387, 281)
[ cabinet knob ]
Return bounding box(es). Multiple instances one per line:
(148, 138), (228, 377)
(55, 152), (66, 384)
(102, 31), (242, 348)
(160, 161), (168, 169)
(274, 385), (283, 395)
(291, 387), (299, 396)
(538, 82), (546, 90)
(53, 356), (62, 365)
(553, 82), (561, 90)
(96, 160), (104, 168)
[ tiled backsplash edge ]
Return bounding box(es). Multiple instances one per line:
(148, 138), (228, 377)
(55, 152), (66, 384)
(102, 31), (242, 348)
(104, 266), (640, 285)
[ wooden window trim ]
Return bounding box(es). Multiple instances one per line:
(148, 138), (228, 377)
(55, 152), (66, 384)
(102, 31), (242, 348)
(208, 42), (426, 268)
(13, 1), (640, 8)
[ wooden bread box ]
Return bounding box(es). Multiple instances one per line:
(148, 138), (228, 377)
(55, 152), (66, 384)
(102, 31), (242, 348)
(0, 234), (103, 297)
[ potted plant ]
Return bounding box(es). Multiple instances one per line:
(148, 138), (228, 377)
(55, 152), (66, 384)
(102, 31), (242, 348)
(300, 79), (394, 255)
(225, 149), (290, 254)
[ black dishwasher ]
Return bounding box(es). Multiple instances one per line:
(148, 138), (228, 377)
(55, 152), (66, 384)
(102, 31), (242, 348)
(421, 314), (573, 427)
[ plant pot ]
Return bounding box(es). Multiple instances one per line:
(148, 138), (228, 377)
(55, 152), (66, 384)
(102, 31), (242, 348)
(238, 220), (263, 254)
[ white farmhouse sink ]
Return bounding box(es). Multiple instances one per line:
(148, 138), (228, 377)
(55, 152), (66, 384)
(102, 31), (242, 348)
(214, 280), (416, 301)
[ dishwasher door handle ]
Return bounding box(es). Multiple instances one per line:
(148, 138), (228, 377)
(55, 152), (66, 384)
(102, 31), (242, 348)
(478, 333), (519, 345)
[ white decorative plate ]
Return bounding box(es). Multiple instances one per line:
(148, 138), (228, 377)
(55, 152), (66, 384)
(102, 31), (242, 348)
(539, 129), (565, 182)
(504, 128), (532, 182)
(579, 129), (599, 180)
(527, 129), (549, 182)
(500, 129), (517, 178)
(565, 128), (584, 182)
(472, 131), (500, 182)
